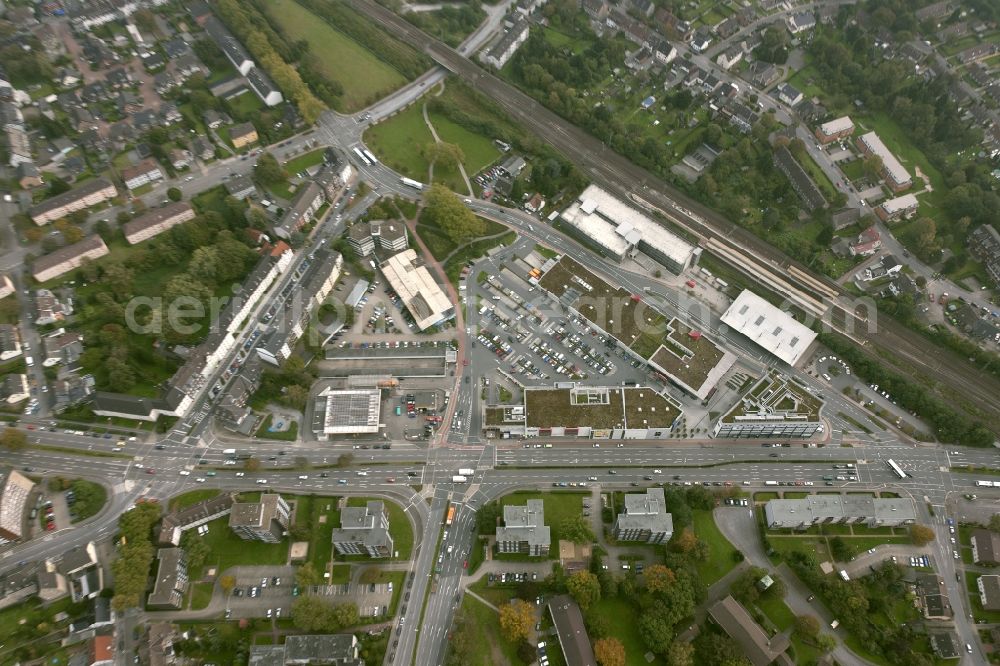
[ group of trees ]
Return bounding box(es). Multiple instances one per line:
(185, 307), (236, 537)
(0, 427), (27, 452)
(290, 596), (360, 632)
(180, 530), (213, 573)
(111, 501), (161, 611)
(819, 332), (994, 446)
(402, 2), (486, 48)
(788, 553), (934, 665)
(253, 356), (317, 411)
(421, 184), (486, 244)
(214, 0), (325, 123)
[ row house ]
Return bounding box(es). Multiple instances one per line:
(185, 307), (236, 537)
(52, 372), (96, 412)
(32, 236), (111, 282)
(123, 202), (196, 245)
(121, 159), (164, 191)
(29, 178), (117, 225)
(274, 182), (323, 240)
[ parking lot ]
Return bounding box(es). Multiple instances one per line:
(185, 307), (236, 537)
(225, 565), (394, 619)
(465, 244), (652, 391)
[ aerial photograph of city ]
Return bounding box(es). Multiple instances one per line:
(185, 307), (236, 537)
(0, 0), (999, 664)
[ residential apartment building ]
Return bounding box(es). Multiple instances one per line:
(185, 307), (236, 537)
(61, 541), (104, 602)
(274, 182), (324, 240)
(773, 146), (826, 211)
(123, 202), (196, 244)
(969, 224), (1000, 288)
(709, 595), (791, 666)
(978, 575), (1000, 612)
(225, 173), (257, 200)
(480, 15), (530, 69)
(121, 159), (164, 190)
(203, 16), (254, 75)
(347, 220), (409, 257)
(763, 496), (917, 529)
(42, 329), (83, 367)
(248, 635), (362, 666)
(225, 245), (293, 335)
(0, 324), (22, 361)
(157, 493), (235, 546)
(229, 494), (290, 543)
(230, 122), (258, 149)
(32, 236), (110, 282)
(856, 131), (912, 192)
(850, 227), (882, 257)
(612, 488), (674, 544)
(875, 193), (919, 223)
(5, 126), (32, 167)
(0, 469), (34, 544)
(246, 67), (283, 107)
(496, 499), (550, 556)
(330, 500), (394, 558)
(1, 374), (29, 404)
(29, 178), (118, 225)
(972, 528), (1000, 566)
(147, 548), (188, 610)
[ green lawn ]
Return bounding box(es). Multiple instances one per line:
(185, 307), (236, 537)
(468, 577), (519, 607)
(190, 582), (214, 610)
(264, 0), (406, 111)
(365, 104), (435, 181)
(225, 90), (264, 120)
(169, 489), (221, 512)
(255, 414), (299, 441)
(200, 516), (290, 573)
(283, 148), (327, 175)
(590, 597), (663, 665)
(329, 563), (351, 584)
(458, 594), (527, 666)
(499, 491), (589, 559)
(428, 111), (502, 175)
(692, 510), (739, 584)
(444, 231), (516, 286)
(345, 497), (413, 559)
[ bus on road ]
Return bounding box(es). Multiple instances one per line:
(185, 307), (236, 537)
(400, 177), (424, 190)
(353, 147), (371, 166)
(886, 459), (907, 479)
(445, 505), (455, 526)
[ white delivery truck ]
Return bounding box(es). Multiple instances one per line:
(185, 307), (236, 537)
(458, 468), (475, 476)
(223, 448), (237, 455)
(452, 475), (468, 483)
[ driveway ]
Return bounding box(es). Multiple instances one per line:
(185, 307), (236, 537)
(713, 507), (873, 666)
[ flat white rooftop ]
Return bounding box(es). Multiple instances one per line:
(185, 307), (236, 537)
(720, 290), (817, 366)
(317, 387), (381, 434)
(381, 249), (453, 331)
(560, 185), (695, 266)
(879, 193), (918, 214)
(818, 116), (853, 136)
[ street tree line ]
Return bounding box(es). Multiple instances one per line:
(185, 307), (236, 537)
(111, 501), (161, 611)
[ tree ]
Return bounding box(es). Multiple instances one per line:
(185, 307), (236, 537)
(219, 575), (237, 595)
(254, 152), (286, 185)
(989, 513), (1000, 533)
(560, 515), (595, 544)
(296, 562), (322, 587)
(794, 615), (820, 639)
(336, 453), (354, 468)
(862, 154), (884, 181)
(180, 531), (212, 572)
(910, 524), (935, 546)
(167, 187), (183, 202)
(829, 536), (851, 561)
(0, 427), (27, 451)
(244, 456), (260, 471)
(46, 176), (71, 197)
(421, 184), (485, 245)
(671, 528), (699, 554)
(498, 599), (535, 642)
(594, 637), (626, 666)
(644, 564), (677, 594)
(666, 641), (695, 666)
(95, 219), (112, 239)
(566, 570), (601, 610)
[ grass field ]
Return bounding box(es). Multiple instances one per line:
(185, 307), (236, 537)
(293, 494), (339, 570)
(283, 148), (326, 175)
(264, 0), (406, 111)
(443, 231), (516, 286)
(169, 489), (221, 512)
(459, 594), (527, 666)
(692, 510), (739, 584)
(854, 113), (943, 192)
(365, 104), (435, 181)
(428, 111), (501, 175)
(590, 597), (663, 665)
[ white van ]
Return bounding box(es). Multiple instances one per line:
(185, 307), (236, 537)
(356, 471), (368, 476)
(179, 470), (191, 476)
(25, 356), (34, 367)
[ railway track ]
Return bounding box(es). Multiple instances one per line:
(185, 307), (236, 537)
(349, 0), (1000, 428)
